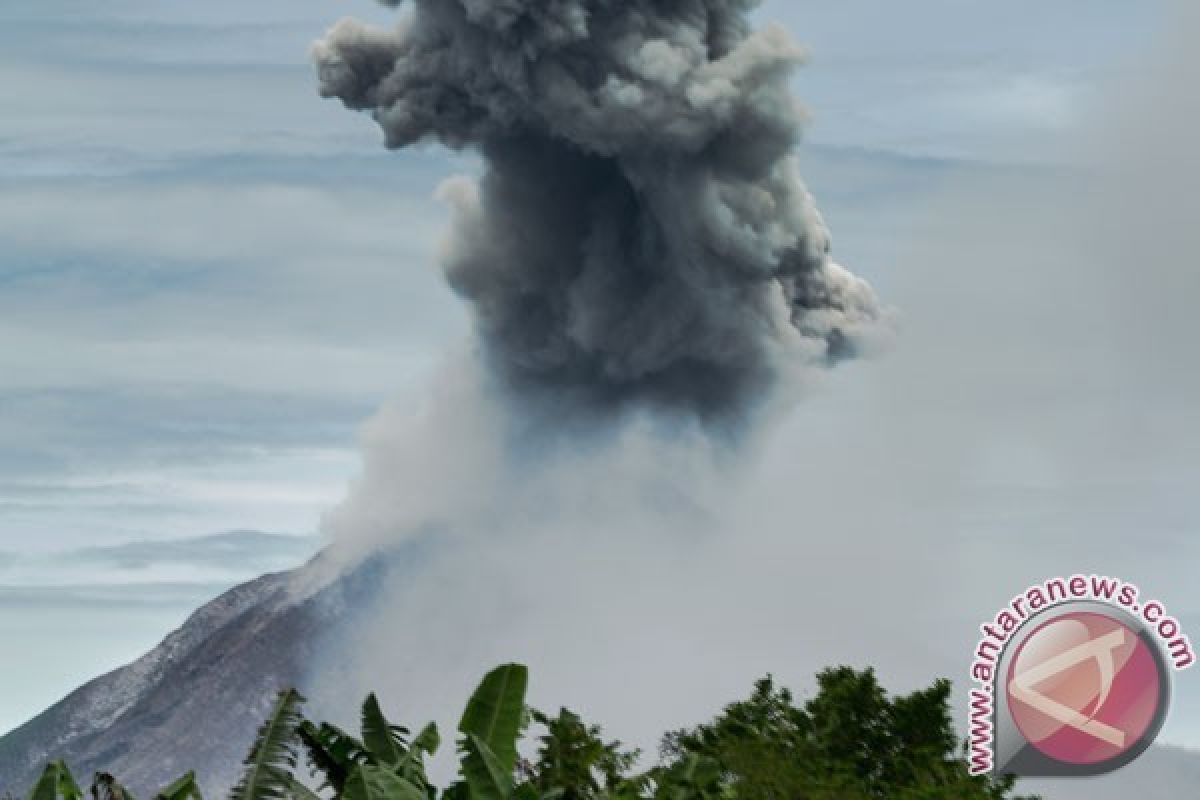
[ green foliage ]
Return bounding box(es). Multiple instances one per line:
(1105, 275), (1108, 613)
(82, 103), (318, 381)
(231, 688), (307, 800)
(662, 677), (813, 799)
(24, 761), (203, 800)
(406, 724), (442, 778)
(457, 664), (528, 777)
(28, 761), (82, 800)
(296, 691), (439, 799)
(342, 767), (427, 800)
(646, 755), (725, 800)
(281, 781), (320, 800)
(449, 664), (529, 800)
(524, 708), (639, 800)
(458, 734), (514, 800)
(23, 663), (1035, 800)
(662, 668), (1035, 800)
(362, 695), (410, 768)
(154, 772), (202, 800)
(297, 721), (369, 795)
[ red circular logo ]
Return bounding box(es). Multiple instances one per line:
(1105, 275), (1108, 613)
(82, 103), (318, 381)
(1006, 611), (1164, 765)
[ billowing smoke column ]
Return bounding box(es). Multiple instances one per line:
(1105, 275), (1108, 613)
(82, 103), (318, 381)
(314, 0), (885, 416)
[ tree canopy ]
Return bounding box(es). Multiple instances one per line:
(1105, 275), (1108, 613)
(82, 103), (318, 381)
(20, 664), (1035, 800)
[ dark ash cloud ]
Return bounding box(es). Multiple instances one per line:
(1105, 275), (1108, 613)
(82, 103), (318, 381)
(314, 0), (886, 416)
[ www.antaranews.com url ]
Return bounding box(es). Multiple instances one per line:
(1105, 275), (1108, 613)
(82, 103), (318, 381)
(967, 575), (1194, 775)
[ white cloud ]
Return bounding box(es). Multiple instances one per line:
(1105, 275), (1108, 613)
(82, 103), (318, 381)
(0, 531), (320, 587)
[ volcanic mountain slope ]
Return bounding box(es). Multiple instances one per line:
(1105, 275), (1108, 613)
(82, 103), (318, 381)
(0, 553), (384, 797)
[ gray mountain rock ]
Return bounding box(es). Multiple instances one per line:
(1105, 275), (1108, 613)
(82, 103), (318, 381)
(0, 552), (384, 797)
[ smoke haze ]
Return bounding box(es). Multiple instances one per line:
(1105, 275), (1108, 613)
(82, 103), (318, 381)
(305, 1), (1200, 796)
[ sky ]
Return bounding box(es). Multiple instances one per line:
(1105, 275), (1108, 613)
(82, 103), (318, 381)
(0, 0), (1190, 749)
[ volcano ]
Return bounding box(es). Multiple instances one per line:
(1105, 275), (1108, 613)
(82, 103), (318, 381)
(0, 552), (388, 797)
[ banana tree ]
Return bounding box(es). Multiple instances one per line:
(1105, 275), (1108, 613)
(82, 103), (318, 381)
(231, 689), (308, 800)
(297, 691), (439, 798)
(26, 761), (82, 800)
(25, 763), (204, 800)
(154, 772), (204, 800)
(236, 663), (649, 800)
(448, 663), (529, 800)
(232, 684), (442, 800)
(274, 663), (535, 800)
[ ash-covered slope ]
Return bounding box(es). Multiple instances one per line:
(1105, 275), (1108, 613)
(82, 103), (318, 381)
(0, 552), (383, 797)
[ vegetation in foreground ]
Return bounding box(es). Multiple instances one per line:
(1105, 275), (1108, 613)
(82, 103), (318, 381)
(12, 664), (1035, 800)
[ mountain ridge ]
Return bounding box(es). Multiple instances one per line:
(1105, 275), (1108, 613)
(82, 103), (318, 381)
(0, 550), (382, 796)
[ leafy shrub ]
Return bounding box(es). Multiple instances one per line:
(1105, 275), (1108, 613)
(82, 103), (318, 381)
(21, 665), (1034, 800)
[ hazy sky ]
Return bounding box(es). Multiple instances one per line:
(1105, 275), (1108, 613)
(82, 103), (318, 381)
(0, 0), (1184, 743)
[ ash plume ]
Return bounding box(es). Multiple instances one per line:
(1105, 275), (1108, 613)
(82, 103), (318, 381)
(313, 0), (886, 416)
